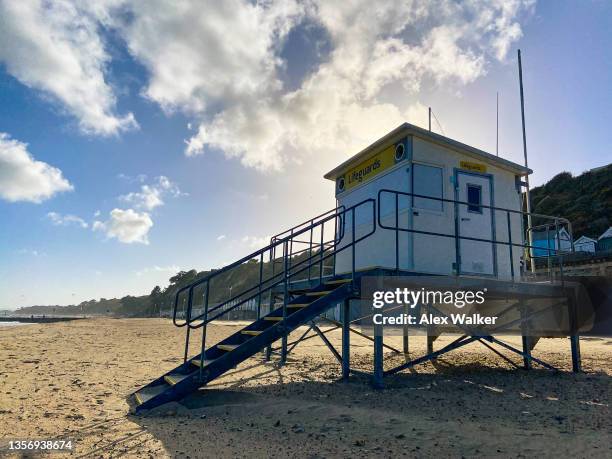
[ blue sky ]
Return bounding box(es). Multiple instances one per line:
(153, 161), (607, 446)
(0, 1), (610, 308)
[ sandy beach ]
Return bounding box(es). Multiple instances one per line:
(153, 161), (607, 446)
(0, 318), (610, 458)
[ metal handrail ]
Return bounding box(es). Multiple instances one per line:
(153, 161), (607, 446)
(173, 199), (376, 362)
(270, 206), (345, 244)
(190, 244), (339, 327)
(181, 199), (374, 325)
(377, 189), (572, 280)
(172, 205), (348, 327)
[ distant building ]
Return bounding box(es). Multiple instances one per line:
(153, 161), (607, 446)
(574, 235), (597, 253)
(531, 227), (572, 257)
(598, 227), (612, 252)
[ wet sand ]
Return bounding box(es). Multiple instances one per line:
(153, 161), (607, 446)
(0, 318), (610, 458)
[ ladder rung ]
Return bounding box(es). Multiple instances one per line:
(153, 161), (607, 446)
(217, 344), (239, 352)
(241, 330), (263, 336)
(287, 303), (309, 308)
(264, 316), (283, 321)
(191, 359), (215, 368)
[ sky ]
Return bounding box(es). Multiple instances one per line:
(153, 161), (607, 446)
(0, 0), (610, 309)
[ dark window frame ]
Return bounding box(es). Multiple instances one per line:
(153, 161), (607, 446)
(466, 183), (483, 214)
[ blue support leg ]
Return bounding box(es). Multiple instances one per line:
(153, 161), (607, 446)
(568, 295), (581, 372)
(342, 299), (350, 381)
(373, 322), (384, 389)
(520, 302), (532, 370)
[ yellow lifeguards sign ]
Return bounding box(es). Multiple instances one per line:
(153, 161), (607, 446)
(338, 144), (397, 193)
(459, 160), (487, 173)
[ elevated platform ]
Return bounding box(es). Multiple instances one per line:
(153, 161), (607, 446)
(131, 194), (609, 414)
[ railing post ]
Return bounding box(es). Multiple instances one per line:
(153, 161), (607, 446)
(308, 219), (314, 282)
(554, 219), (565, 287)
(265, 244), (275, 361)
(453, 198), (460, 276)
(547, 225), (552, 281)
(403, 301), (409, 359)
(183, 289), (193, 363)
(351, 207), (356, 282)
(281, 240), (289, 364)
(199, 281), (209, 380)
(507, 211), (514, 281)
(395, 192), (399, 271)
(289, 229), (294, 272)
(319, 221), (325, 283)
(257, 252), (263, 320)
(332, 214), (338, 277)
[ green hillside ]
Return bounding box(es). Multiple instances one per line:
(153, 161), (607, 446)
(528, 164), (612, 238)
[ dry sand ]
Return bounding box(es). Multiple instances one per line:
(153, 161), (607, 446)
(0, 318), (610, 458)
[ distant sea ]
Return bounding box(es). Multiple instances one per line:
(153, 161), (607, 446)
(0, 321), (31, 327)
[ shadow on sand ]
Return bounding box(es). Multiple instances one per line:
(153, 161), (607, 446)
(117, 360), (611, 458)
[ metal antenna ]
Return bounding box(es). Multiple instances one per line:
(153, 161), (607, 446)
(518, 49), (535, 273)
(431, 109), (445, 136)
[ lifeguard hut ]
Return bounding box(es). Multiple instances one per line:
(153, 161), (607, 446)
(130, 124), (606, 412)
(326, 123), (528, 279)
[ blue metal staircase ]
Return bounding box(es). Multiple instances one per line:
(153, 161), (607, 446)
(132, 280), (353, 411)
(130, 199), (375, 412)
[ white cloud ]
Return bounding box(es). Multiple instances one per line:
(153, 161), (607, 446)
(0, 0), (137, 135)
(0, 0), (533, 162)
(117, 173), (147, 183)
(217, 235), (227, 241)
(0, 132), (73, 203)
(119, 185), (163, 211)
(174, 1), (534, 170)
(46, 211), (88, 228)
(121, 0), (304, 114)
(241, 235), (271, 249)
(118, 175), (183, 210)
(93, 208), (153, 244)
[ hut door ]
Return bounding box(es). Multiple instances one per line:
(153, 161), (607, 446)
(456, 172), (495, 276)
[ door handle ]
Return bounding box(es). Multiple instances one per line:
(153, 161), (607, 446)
(413, 211), (419, 216)
(461, 217), (470, 221)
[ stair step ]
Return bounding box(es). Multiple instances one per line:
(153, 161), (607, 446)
(191, 359), (215, 368)
(305, 290), (332, 296)
(134, 384), (167, 406)
(218, 344), (239, 352)
(264, 316), (283, 321)
(287, 303), (309, 308)
(241, 330), (263, 336)
(164, 373), (192, 386)
(325, 279), (351, 285)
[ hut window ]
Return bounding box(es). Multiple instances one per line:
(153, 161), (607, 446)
(412, 164), (443, 211)
(467, 184), (482, 213)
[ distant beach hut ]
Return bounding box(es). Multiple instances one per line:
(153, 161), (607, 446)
(597, 227), (612, 251)
(574, 235), (597, 253)
(531, 227), (572, 257)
